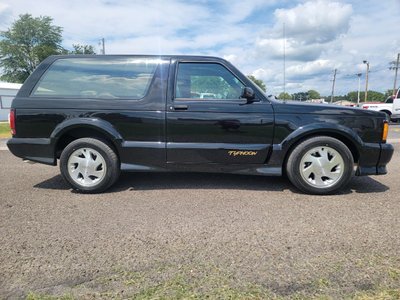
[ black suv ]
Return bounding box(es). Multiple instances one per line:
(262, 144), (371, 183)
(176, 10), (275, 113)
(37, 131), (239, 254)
(7, 55), (394, 194)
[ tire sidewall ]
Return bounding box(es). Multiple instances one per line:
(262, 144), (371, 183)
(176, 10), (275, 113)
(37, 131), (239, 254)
(60, 138), (119, 193)
(286, 137), (353, 195)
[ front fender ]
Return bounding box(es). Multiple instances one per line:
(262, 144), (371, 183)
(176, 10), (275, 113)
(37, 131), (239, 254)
(279, 123), (364, 152)
(267, 122), (364, 169)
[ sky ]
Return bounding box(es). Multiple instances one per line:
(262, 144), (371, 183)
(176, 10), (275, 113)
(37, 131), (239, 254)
(0, 0), (399, 96)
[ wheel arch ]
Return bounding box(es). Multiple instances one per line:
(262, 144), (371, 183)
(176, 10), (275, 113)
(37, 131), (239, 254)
(380, 109), (392, 116)
(51, 118), (123, 159)
(281, 129), (361, 175)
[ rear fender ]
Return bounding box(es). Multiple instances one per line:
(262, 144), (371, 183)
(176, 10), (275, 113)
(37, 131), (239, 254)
(50, 118), (124, 150)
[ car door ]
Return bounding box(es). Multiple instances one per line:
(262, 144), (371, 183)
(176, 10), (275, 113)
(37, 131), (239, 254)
(393, 97), (400, 119)
(166, 60), (274, 166)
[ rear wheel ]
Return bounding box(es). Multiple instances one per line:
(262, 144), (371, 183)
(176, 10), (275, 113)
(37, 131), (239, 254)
(286, 136), (353, 195)
(60, 138), (120, 193)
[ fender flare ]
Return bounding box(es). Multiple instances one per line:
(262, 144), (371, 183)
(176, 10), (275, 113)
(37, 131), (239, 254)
(278, 123), (364, 157)
(50, 118), (124, 149)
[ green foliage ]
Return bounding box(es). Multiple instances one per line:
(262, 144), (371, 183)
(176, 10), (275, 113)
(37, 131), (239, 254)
(366, 90), (385, 102)
(278, 92), (292, 100)
(69, 44), (96, 55)
(347, 90), (385, 102)
(0, 14), (65, 83)
(307, 89), (321, 99)
(346, 91), (360, 103)
(293, 92), (309, 101)
(385, 89), (398, 97)
(247, 75), (266, 92)
(25, 292), (74, 300)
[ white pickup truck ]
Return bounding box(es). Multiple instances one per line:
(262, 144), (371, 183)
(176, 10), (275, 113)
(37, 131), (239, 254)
(361, 88), (400, 121)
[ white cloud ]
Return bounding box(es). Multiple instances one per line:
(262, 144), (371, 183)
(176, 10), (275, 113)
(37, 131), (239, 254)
(0, 3), (11, 25)
(0, 0), (399, 96)
(274, 0), (352, 44)
(255, 37), (326, 61)
(286, 59), (337, 77)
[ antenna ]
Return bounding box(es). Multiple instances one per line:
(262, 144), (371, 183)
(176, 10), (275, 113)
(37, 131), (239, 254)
(283, 22), (286, 98)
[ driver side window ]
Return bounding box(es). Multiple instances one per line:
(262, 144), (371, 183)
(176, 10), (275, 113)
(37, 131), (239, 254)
(175, 63), (244, 100)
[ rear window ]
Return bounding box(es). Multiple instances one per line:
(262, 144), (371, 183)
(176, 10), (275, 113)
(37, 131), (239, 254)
(31, 57), (158, 99)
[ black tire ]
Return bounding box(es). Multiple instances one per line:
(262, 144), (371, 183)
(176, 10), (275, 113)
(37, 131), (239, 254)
(286, 136), (353, 195)
(60, 138), (120, 193)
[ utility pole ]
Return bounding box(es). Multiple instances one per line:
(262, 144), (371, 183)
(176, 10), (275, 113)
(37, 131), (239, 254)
(99, 38), (105, 55)
(356, 73), (362, 106)
(363, 60), (369, 102)
(330, 69), (337, 103)
(391, 53), (400, 96)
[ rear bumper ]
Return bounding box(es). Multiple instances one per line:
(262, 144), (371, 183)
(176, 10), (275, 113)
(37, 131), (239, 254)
(356, 142), (394, 176)
(7, 138), (56, 165)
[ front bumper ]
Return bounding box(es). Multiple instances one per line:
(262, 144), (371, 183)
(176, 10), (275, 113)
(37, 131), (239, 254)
(355, 142), (394, 176)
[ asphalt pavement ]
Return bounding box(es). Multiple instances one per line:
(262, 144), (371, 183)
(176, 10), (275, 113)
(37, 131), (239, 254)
(0, 128), (399, 299)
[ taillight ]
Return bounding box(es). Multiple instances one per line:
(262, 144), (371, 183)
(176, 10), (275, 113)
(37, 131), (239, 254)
(382, 121), (389, 142)
(9, 109), (16, 136)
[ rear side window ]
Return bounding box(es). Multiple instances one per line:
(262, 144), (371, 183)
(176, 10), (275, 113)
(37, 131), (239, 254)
(31, 58), (158, 99)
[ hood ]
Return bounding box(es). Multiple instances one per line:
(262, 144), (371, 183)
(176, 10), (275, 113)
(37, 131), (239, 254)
(271, 100), (387, 119)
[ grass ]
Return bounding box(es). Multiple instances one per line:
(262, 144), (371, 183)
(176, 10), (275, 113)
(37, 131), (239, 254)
(0, 122), (11, 138)
(22, 261), (400, 300)
(24, 285), (400, 300)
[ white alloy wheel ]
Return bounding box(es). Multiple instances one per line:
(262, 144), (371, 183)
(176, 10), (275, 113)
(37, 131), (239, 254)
(299, 146), (345, 189)
(67, 147), (107, 187)
(286, 136), (353, 194)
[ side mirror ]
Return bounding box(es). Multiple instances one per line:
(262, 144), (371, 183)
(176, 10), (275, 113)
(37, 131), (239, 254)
(241, 87), (255, 101)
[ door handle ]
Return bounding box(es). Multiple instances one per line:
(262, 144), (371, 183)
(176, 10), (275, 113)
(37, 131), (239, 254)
(172, 105), (188, 111)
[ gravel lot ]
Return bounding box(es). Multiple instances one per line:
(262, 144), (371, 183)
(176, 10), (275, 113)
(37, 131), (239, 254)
(0, 143), (399, 299)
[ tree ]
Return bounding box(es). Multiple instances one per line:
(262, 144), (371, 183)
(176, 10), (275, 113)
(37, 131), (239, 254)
(307, 89), (321, 99)
(384, 89), (397, 98)
(346, 91), (359, 103)
(347, 90), (385, 102)
(0, 14), (65, 83)
(293, 92), (309, 101)
(278, 92), (291, 100)
(70, 44), (96, 55)
(247, 75), (266, 92)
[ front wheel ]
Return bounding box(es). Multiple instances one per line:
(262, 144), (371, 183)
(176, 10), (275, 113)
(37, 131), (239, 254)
(286, 136), (354, 195)
(60, 138), (120, 193)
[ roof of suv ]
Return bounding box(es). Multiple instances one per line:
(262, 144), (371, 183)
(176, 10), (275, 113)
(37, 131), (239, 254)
(47, 54), (229, 62)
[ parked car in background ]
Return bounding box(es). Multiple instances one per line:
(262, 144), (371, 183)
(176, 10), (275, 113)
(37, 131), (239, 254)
(333, 100), (357, 107)
(361, 88), (400, 122)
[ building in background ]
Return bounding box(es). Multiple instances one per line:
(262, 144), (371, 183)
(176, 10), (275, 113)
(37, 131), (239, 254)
(0, 82), (22, 121)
